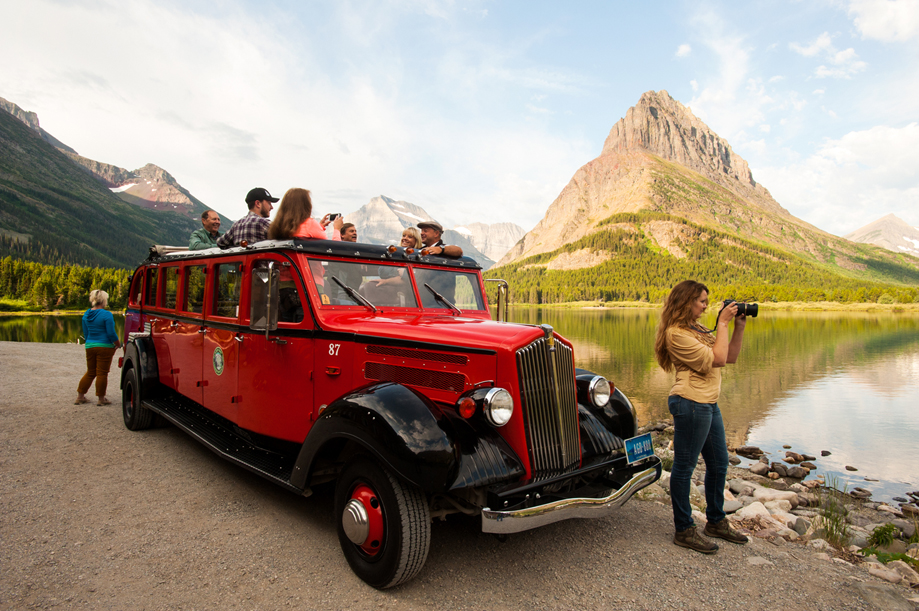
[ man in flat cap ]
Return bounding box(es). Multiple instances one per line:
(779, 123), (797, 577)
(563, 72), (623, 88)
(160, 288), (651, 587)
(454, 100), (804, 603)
(417, 221), (462, 257)
(217, 187), (279, 248)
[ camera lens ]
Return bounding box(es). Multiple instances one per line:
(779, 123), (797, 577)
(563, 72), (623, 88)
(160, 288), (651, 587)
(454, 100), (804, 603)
(739, 303), (758, 317)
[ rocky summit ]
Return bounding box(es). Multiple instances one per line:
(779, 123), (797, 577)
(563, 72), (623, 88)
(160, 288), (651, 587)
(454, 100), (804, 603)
(497, 90), (911, 275)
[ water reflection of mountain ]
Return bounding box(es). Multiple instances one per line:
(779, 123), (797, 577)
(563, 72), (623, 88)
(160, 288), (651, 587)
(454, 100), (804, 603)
(511, 308), (919, 447)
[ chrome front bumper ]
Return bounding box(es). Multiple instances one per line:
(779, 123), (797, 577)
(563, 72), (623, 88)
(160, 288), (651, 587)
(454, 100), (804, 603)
(481, 461), (661, 534)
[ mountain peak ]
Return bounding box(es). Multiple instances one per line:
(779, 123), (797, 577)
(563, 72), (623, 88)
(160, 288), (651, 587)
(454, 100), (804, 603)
(845, 213), (919, 257)
(601, 89), (755, 188)
(497, 91), (817, 266)
(0, 96), (78, 155)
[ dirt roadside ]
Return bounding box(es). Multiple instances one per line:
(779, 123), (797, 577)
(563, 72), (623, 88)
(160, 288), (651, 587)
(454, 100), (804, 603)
(1, 341), (915, 611)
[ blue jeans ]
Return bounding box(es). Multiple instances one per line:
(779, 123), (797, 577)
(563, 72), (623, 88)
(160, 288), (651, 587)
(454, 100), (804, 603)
(668, 395), (729, 532)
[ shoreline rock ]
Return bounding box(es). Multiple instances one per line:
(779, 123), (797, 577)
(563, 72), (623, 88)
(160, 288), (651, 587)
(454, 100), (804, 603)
(637, 419), (919, 593)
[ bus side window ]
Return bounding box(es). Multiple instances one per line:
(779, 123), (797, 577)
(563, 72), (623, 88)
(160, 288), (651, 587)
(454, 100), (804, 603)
(163, 267), (179, 309)
(212, 263), (242, 318)
(145, 268), (159, 307)
(184, 266), (206, 314)
(129, 272), (144, 307)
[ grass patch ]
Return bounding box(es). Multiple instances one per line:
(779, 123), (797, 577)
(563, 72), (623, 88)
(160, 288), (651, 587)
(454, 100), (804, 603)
(0, 298), (41, 313)
(860, 548), (919, 568)
(817, 475), (851, 548)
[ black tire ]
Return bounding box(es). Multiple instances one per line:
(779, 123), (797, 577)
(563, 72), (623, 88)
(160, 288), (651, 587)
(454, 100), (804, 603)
(122, 366), (154, 431)
(334, 457), (430, 589)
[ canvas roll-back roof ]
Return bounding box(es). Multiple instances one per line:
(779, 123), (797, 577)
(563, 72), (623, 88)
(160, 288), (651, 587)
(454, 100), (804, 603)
(144, 239), (482, 270)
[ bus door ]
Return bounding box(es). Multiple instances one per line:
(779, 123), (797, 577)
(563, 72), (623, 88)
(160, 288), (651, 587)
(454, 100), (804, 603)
(236, 256), (315, 443)
(202, 261), (243, 421)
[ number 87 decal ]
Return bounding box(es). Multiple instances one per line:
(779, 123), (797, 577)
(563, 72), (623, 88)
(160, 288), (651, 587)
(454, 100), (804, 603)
(329, 343), (341, 356)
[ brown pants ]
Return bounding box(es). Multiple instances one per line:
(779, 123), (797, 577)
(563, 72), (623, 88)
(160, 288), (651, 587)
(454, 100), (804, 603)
(77, 347), (117, 398)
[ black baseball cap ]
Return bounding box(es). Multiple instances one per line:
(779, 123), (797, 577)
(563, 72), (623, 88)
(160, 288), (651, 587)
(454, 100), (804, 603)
(245, 187), (280, 204)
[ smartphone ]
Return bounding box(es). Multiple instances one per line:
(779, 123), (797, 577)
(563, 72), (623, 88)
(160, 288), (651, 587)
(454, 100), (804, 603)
(329, 213), (340, 221)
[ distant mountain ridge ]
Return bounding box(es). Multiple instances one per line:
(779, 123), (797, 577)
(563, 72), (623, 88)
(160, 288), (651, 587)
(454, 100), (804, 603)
(1, 96), (227, 226)
(496, 90), (918, 289)
(0, 103), (199, 268)
(454, 222), (526, 262)
(0, 96), (77, 154)
(845, 214), (919, 258)
(343, 195), (523, 269)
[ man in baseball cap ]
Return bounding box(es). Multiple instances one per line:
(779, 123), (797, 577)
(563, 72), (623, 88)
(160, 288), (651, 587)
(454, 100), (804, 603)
(417, 220), (462, 257)
(217, 187), (280, 248)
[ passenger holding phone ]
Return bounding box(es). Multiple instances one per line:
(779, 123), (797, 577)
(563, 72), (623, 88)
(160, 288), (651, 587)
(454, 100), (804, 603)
(267, 188), (343, 241)
(339, 223), (358, 242)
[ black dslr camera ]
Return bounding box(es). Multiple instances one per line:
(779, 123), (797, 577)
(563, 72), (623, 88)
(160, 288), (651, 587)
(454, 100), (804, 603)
(721, 299), (758, 318)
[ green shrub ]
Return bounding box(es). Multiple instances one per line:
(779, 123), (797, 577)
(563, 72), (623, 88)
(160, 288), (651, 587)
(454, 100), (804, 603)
(877, 293), (896, 304)
(867, 523), (897, 548)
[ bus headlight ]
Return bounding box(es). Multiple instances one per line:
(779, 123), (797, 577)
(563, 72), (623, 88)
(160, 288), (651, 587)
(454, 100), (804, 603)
(588, 376), (611, 407)
(483, 388), (514, 427)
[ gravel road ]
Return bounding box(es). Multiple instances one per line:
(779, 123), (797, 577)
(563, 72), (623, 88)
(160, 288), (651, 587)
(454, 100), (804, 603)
(1, 341), (915, 610)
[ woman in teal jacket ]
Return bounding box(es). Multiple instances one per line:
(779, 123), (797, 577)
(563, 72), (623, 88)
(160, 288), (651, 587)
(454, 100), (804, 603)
(75, 289), (121, 405)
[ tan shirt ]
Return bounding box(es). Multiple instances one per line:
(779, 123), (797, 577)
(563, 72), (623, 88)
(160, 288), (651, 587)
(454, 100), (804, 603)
(666, 326), (721, 403)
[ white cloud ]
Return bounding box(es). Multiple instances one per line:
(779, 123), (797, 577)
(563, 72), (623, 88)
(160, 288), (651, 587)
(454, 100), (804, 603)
(848, 0), (919, 42)
(676, 44), (692, 57)
(790, 32), (835, 57)
(756, 123), (919, 234)
(0, 0), (591, 230)
(790, 32), (867, 78)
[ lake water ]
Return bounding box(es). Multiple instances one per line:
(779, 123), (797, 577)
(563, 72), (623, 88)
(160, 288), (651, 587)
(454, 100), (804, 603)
(510, 307), (919, 505)
(4, 309), (917, 503)
(0, 314), (125, 344)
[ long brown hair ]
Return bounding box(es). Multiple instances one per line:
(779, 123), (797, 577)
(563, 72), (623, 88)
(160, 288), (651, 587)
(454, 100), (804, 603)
(268, 188), (313, 240)
(654, 280), (709, 372)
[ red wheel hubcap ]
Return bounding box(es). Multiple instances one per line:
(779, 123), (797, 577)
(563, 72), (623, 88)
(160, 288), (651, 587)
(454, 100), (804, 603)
(350, 484), (384, 556)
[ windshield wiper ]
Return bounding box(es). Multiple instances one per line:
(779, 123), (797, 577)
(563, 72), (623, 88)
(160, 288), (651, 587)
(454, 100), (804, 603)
(424, 283), (461, 316)
(331, 276), (377, 314)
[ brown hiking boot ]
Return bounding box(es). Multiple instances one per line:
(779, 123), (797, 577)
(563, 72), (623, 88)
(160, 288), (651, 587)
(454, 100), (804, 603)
(704, 518), (749, 544)
(674, 525), (719, 554)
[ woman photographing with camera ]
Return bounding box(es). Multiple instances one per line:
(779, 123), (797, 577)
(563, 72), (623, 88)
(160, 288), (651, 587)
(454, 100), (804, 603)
(654, 280), (749, 553)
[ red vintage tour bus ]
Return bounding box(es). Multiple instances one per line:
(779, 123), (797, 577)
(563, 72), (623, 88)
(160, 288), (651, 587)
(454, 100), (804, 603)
(119, 238), (661, 588)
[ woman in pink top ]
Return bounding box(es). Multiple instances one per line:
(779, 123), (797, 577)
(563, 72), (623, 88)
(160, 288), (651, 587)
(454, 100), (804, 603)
(267, 188), (344, 240)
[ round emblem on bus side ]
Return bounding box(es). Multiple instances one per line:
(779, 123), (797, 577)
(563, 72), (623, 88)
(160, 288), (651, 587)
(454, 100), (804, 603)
(213, 346), (225, 376)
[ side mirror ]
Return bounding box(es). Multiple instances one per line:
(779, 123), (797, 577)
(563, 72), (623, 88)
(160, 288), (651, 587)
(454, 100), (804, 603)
(250, 264), (280, 332)
(485, 278), (509, 322)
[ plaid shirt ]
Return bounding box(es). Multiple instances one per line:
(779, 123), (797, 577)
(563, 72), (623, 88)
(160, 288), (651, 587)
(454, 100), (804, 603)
(217, 212), (270, 248)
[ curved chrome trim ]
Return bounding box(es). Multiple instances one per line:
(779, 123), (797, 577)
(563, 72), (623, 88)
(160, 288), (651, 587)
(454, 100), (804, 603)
(588, 376), (610, 407)
(480, 462), (661, 534)
(483, 387), (513, 427)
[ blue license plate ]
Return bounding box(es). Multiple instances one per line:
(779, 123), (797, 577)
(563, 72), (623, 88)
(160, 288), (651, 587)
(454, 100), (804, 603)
(625, 433), (654, 464)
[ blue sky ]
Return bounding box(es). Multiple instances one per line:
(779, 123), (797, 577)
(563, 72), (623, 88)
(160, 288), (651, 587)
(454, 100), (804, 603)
(2, 0), (917, 236)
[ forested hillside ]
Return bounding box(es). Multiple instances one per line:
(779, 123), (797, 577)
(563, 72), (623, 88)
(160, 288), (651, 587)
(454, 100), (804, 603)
(0, 110), (197, 268)
(486, 213), (919, 305)
(0, 256), (132, 311)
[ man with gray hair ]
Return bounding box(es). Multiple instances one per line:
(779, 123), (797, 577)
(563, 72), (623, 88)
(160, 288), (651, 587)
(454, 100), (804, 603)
(189, 210), (221, 250)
